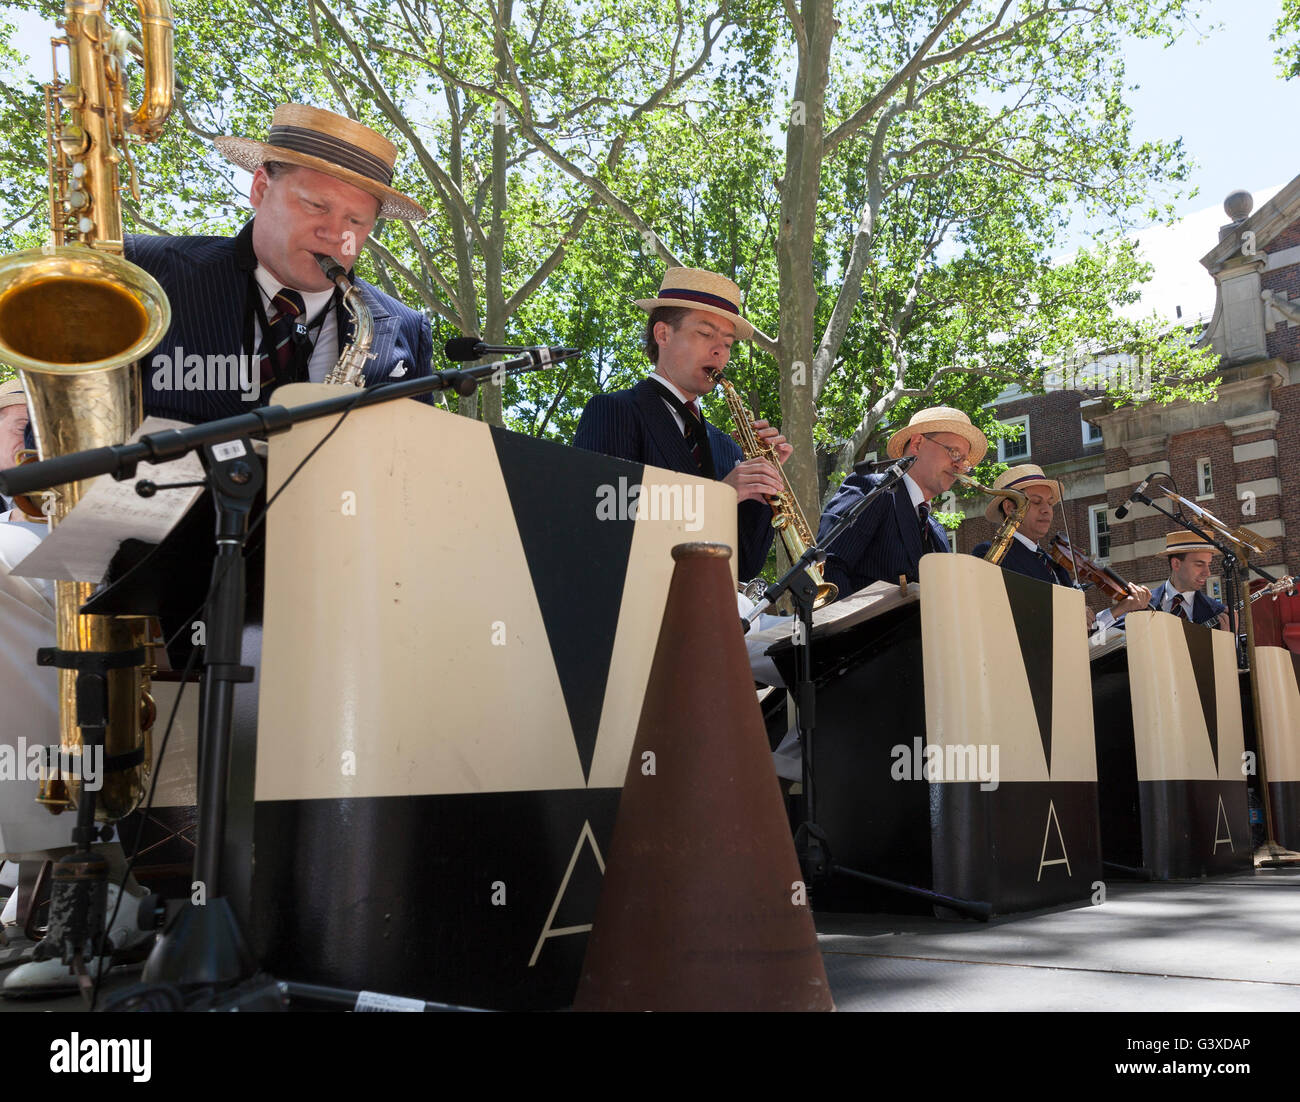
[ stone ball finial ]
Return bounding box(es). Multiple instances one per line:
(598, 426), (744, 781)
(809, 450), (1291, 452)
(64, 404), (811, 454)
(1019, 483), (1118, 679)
(1224, 190), (1254, 222)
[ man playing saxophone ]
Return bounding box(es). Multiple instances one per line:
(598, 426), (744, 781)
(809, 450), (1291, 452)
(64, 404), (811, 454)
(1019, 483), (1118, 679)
(816, 406), (986, 599)
(572, 267), (789, 581)
(129, 105), (434, 424)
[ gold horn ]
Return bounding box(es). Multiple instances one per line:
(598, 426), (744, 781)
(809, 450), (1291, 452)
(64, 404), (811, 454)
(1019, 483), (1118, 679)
(0, 0), (174, 821)
(708, 369), (837, 608)
(953, 472), (1028, 567)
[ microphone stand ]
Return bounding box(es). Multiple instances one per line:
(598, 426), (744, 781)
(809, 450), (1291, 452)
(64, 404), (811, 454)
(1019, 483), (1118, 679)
(746, 458), (992, 920)
(1125, 485), (1299, 868)
(0, 360), (554, 1006)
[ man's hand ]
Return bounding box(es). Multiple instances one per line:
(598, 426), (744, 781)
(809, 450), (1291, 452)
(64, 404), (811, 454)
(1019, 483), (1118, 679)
(1111, 583), (1152, 619)
(1215, 610), (1236, 633)
(751, 420), (793, 465)
(722, 457), (786, 504)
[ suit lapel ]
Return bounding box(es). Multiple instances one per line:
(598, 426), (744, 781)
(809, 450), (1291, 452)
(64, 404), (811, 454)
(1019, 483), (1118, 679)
(634, 379), (699, 475)
(929, 514), (950, 553)
(353, 282), (400, 384)
(894, 484), (923, 562)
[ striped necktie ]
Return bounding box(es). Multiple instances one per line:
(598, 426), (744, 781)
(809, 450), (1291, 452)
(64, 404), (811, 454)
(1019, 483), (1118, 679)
(669, 395), (714, 478)
(259, 288), (306, 391)
(1171, 593), (1189, 620)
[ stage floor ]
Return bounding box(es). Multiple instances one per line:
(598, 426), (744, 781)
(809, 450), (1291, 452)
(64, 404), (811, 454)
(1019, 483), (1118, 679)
(818, 867), (1300, 1012)
(3, 868), (1299, 1012)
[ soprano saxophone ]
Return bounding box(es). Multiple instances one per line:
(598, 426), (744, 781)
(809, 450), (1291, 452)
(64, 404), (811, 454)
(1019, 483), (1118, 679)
(953, 473), (1028, 566)
(708, 369), (837, 608)
(315, 254), (374, 386)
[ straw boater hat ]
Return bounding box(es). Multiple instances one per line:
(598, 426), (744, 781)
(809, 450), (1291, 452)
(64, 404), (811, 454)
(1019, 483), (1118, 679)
(213, 104), (427, 221)
(635, 267), (772, 343)
(885, 406), (988, 467)
(983, 463), (1063, 523)
(0, 378), (26, 411)
(1163, 528), (1217, 556)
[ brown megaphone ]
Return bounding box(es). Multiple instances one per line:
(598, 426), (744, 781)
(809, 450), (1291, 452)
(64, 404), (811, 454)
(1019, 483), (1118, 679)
(572, 541), (833, 1011)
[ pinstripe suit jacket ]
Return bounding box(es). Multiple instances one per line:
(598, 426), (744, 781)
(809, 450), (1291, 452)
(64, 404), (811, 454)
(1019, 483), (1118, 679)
(817, 472), (949, 600)
(572, 378), (775, 580)
(971, 537), (1072, 587)
(126, 223), (433, 424)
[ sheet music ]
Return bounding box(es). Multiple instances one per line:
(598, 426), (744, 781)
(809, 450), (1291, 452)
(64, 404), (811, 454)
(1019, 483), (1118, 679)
(9, 417), (203, 582)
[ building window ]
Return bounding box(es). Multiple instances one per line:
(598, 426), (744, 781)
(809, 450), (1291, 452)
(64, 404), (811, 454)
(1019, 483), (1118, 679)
(1089, 504), (1110, 561)
(1209, 576), (1222, 601)
(1082, 418), (1103, 446)
(1197, 458), (1213, 497)
(997, 415), (1030, 462)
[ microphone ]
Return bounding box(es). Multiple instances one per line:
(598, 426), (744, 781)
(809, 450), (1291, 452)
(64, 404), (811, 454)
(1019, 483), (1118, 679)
(1113, 475), (1152, 521)
(445, 337), (580, 363)
(853, 453), (917, 477)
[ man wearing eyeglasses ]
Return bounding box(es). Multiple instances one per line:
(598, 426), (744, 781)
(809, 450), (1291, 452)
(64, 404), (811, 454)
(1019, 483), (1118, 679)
(816, 407), (987, 600)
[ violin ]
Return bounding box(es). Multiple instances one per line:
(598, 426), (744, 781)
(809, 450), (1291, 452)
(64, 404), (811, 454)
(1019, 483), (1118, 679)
(1046, 533), (1137, 604)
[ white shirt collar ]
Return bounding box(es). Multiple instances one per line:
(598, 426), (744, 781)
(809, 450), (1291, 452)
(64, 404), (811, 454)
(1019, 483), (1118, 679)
(648, 372), (698, 411)
(252, 265), (335, 320)
(901, 473), (926, 509)
(1013, 531), (1041, 552)
(1165, 585), (1196, 611)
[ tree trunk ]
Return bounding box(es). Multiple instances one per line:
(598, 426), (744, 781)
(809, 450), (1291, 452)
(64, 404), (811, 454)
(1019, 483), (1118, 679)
(776, 0), (836, 531)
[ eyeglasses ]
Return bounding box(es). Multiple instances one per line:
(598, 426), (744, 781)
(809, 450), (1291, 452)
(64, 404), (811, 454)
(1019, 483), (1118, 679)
(922, 434), (971, 469)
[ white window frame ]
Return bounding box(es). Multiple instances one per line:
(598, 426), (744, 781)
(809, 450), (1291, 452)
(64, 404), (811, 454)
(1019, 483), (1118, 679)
(997, 415), (1031, 462)
(1197, 457), (1214, 499)
(1208, 576), (1222, 601)
(1089, 504), (1110, 563)
(1082, 418), (1103, 446)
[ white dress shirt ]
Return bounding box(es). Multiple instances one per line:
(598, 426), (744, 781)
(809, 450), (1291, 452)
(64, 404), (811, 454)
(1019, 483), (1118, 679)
(251, 267), (340, 384)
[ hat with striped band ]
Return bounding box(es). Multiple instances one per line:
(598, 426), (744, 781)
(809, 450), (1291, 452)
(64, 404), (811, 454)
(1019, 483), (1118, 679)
(214, 104), (426, 221)
(0, 377), (27, 411)
(1162, 528), (1217, 556)
(635, 267), (771, 343)
(983, 463), (1063, 523)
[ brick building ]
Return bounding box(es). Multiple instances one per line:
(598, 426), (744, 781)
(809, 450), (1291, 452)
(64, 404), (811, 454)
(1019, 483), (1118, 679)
(954, 182), (1299, 609)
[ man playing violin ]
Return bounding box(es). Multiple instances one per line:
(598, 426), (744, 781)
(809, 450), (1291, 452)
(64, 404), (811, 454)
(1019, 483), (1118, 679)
(972, 465), (1150, 631)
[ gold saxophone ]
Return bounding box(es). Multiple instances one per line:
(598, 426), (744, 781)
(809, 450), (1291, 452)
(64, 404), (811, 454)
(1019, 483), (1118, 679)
(708, 369), (837, 607)
(315, 254), (374, 387)
(954, 473), (1028, 566)
(0, 0), (174, 820)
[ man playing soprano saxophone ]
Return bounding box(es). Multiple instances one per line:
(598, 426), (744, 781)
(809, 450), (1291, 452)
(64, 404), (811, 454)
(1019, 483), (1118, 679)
(573, 267), (790, 581)
(128, 104), (434, 424)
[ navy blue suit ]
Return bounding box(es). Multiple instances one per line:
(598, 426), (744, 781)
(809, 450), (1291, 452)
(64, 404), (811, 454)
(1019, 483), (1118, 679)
(816, 472), (949, 600)
(572, 378), (775, 580)
(1148, 582), (1226, 627)
(971, 538), (1072, 587)
(126, 222), (433, 424)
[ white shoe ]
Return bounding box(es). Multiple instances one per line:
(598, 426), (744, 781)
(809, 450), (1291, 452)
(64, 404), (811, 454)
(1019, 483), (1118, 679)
(2, 953), (110, 997)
